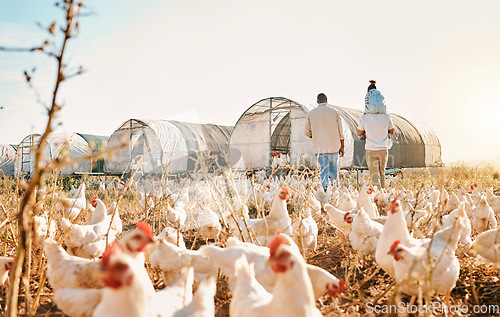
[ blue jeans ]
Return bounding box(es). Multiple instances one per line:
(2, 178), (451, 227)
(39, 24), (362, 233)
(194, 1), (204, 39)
(316, 152), (339, 189)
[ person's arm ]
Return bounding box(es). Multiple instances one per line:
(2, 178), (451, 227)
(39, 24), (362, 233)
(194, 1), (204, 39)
(337, 113), (345, 157)
(339, 139), (345, 157)
(304, 116), (312, 138)
(388, 116), (395, 134)
(357, 116), (365, 136)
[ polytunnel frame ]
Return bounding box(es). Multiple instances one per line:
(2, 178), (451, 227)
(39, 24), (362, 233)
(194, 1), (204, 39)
(230, 96), (442, 172)
(16, 132), (109, 176)
(105, 119), (233, 176)
(229, 97), (315, 171)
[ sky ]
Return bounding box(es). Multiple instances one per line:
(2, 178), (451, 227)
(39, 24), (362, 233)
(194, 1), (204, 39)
(0, 0), (499, 165)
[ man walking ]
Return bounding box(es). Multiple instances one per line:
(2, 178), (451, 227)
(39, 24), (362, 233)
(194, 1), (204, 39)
(357, 109), (394, 189)
(304, 93), (344, 190)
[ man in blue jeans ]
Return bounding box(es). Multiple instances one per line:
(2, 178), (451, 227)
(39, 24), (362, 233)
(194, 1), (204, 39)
(304, 93), (345, 191)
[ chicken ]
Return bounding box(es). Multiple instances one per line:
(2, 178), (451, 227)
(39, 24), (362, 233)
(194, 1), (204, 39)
(0, 257), (14, 286)
(472, 195), (498, 234)
(348, 207), (384, 255)
(166, 201), (187, 229)
(196, 206), (222, 243)
(485, 188), (500, 213)
(200, 234), (344, 300)
(292, 209), (318, 251)
(228, 187), (292, 246)
(373, 189), (390, 211)
(388, 207), (466, 301)
(404, 202), (432, 231)
(324, 204), (355, 236)
(357, 185), (379, 218)
(140, 192), (155, 210)
(444, 192), (460, 213)
(303, 191), (322, 220)
(53, 241), (156, 317)
(33, 210), (57, 248)
(441, 201), (473, 250)
(230, 235), (323, 317)
(337, 190), (357, 212)
(147, 238), (218, 285)
(375, 195), (428, 278)
(157, 226), (186, 249)
(315, 183), (334, 206)
(45, 221), (155, 291)
(172, 276), (216, 317)
(60, 200), (123, 259)
(152, 266), (195, 317)
(57, 183), (87, 220)
(471, 227), (500, 264)
(89, 195), (107, 225)
(439, 186), (449, 209)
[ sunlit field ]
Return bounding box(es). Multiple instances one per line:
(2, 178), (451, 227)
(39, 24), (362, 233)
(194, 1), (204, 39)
(0, 162), (499, 316)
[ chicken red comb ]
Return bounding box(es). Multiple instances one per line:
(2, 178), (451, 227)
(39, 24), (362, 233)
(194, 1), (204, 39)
(100, 241), (124, 268)
(91, 195), (98, 202)
(278, 187), (289, 200)
(369, 184), (375, 192)
(389, 240), (400, 252)
(327, 278), (346, 296)
(136, 221), (154, 240)
(457, 184), (461, 189)
(269, 234), (286, 257)
(389, 193), (401, 214)
(470, 184), (474, 190)
(343, 212), (353, 224)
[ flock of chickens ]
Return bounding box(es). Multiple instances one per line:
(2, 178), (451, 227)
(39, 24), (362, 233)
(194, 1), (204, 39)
(1, 173), (500, 316)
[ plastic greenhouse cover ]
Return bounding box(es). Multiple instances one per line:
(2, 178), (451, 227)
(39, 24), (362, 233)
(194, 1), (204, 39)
(46, 133), (92, 174)
(0, 144), (16, 176)
(105, 119), (232, 175)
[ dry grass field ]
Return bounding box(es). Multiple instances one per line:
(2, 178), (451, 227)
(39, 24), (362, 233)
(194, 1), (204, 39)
(0, 162), (499, 316)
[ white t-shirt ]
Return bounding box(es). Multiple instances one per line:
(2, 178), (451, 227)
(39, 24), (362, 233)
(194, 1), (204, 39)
(358, 114), (394, 151)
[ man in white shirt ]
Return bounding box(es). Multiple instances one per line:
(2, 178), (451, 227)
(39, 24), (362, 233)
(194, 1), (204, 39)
(357, 113), (395, 189)
(304, 93), (345, 190)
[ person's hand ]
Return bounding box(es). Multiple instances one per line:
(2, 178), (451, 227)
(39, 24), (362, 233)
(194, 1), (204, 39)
(339, 147), (344, 157)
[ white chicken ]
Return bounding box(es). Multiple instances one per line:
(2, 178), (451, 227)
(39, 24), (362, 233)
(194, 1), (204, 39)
(337, 190), (357, 212)
(33, 210), (57, 248)
(357, 185), (379, 218)
(348, 207), (384, 255)
(200, 234), (345, 300)
(472, 195), (498, 234)
(485, 188), (500, 213)
(60, 201), (123, 259)
(53, 241), (156, 317)
(57, 183), (87, 220)
(157, 226), (186, 249)
(324, 204), (355, 236)
(292, 212), (318, 252)
(196, 206), (222, 243)
(152, 266), (195, 317)
(375, 195), (429, 278)
(471, 227), (500, 264)
(388, 207), (466, 302)
(230, 235), (325, 317)
(441, 201), (473, 250)
(166, 201), (187, 229)
(228, 187), (292, 246)
(45, 221), (155, 291)
(444, 192), (461, 213)
(172, 276), (216, 317)
(0, 256), (14, 286)
(147, 238), (218, 285)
